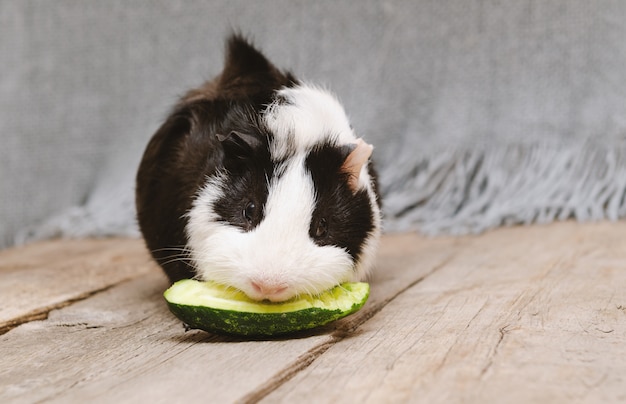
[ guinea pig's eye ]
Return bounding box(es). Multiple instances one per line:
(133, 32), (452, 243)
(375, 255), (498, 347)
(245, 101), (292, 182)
(243, 201), (256, 224)
(314, 218), (328, 239)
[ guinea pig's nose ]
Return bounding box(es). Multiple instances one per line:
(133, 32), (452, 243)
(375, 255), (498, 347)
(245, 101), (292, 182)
(251, 280), (288, 299)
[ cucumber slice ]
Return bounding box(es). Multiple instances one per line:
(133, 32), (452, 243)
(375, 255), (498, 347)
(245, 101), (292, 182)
(164, 279), (370, 337)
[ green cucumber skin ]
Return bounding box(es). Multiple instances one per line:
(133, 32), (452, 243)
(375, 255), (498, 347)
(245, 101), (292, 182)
(167, 299), (366, 337)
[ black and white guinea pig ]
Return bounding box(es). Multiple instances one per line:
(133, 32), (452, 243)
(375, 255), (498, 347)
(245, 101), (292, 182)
(136, 35), (382, 302)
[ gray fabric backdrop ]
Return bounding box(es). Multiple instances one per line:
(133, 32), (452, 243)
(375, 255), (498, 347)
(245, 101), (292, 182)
(2, 0), (626, 248)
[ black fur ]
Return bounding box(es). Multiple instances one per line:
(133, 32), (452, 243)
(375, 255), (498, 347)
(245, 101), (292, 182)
(136, 35), (295, 282)
(213, 123), (275, 232)
(305, 143), (376, 261)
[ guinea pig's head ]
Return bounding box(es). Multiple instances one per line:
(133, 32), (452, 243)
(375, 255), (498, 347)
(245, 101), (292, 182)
(186, 82), (382, 302)
(138, 35), (381, 302)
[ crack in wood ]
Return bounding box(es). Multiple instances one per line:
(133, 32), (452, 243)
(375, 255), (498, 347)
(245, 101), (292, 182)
(433, 297), (490, 373)
(237, 253), (456, 403)
(0, 280), (131, 336)
(480, 324), (512, 377)
(236, 340), (337, 404)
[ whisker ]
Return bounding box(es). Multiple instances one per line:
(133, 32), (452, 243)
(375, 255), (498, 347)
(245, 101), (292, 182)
(158, 256), (194, 267)
(150, 245), (193, 254)
(146, 244), (199, 272)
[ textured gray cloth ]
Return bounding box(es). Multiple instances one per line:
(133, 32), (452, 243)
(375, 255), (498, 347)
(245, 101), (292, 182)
(2, 0), (626, 248)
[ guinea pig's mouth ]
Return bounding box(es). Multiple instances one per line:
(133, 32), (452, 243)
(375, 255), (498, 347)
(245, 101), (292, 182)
(245, 280), (293, 303)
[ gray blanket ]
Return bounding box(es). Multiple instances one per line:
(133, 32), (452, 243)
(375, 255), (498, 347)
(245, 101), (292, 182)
(2, 0), (626, 248)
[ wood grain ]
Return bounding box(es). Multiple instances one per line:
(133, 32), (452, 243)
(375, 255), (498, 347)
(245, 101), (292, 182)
(261, 223), (626, 403)
(0, 238), (157, 333)
(1, 223), (625, 403)
(0, 233), (455, 403)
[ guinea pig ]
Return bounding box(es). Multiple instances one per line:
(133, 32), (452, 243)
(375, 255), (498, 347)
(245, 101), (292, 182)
(135, 35), (382, 302)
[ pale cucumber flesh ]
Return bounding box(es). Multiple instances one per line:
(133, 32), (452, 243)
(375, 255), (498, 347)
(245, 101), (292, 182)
(164, 279), (369, 314)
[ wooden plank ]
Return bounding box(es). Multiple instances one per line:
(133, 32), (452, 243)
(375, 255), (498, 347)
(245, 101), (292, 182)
(260, 222), (626, 403)
(0, 238), (158, 333)
(0, 233), (456, 403)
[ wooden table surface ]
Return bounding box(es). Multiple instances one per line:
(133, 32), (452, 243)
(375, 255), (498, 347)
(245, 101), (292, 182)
(1, 222), (625, 403)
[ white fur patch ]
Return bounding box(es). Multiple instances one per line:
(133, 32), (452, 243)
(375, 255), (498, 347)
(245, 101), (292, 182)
(263, 83), (373, 190)
(186, 157), (356, 302)
(264, 84), (357, 159)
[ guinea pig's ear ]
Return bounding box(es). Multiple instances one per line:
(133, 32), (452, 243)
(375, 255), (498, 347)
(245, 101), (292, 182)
(216, 131), (262, 161)
(220, 34), (278, 87)
(341, 138), (374, 193)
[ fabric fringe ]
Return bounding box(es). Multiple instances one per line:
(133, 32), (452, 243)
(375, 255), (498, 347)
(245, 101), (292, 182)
(380, 141), (626, 235)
